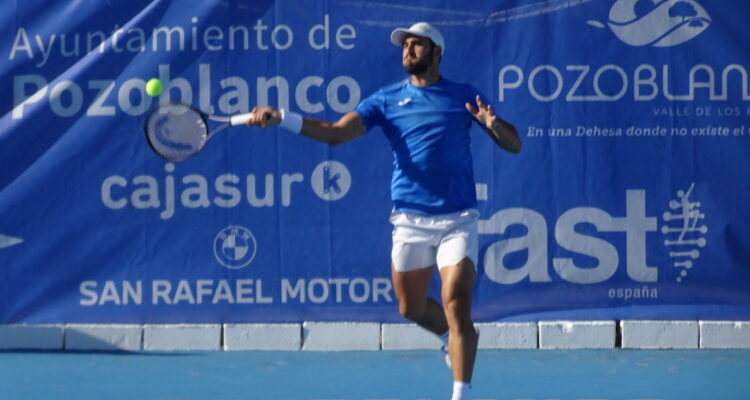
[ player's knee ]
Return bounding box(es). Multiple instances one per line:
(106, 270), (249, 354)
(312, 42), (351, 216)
(398, 300), (425, 321)
(442, 297), (471, 326)
(442, 298), (464, 316)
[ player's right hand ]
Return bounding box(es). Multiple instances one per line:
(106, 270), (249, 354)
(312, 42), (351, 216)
(250, 107), (281, 128)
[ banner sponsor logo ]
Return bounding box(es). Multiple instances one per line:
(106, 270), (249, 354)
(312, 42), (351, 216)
(12, 64), (361, 119)
(100, 161), (353, 219)
(214, 225), (257, 269)
(78, 278), (394, 306)
(498, 62), (750, 104)
(661, 183), (707, 282)
(480, 184), (708, 289)
(310, 161), (351, 201)
(587, 0), (711, 48)
(498, 2), (750, 106)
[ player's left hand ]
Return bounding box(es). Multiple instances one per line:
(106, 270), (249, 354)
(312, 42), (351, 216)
(466, 95), (501, 131)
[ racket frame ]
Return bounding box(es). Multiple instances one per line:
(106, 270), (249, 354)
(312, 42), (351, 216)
(143, 103), (254, 162)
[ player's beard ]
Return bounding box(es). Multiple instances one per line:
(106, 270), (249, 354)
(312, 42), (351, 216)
(404, 57), (431, 74)
(403, 48), (434, 75)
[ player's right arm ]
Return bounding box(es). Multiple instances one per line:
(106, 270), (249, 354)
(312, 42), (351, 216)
(250, 107), (366, 145)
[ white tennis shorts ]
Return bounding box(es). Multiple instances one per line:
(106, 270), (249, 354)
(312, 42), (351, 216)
(390, 208), (479, 272)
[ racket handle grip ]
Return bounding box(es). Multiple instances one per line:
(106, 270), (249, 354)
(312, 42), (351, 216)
(230, 112), (272, 126)
(229, 113), (255, 126)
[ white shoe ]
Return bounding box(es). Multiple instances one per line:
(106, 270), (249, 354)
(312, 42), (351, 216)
(441, 327), (480, 369)
(441, 342), (451, 368)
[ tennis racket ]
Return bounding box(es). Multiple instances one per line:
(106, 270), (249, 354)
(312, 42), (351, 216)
(143, 102), (268, 162)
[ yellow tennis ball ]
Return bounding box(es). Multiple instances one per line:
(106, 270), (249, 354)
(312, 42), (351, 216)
(145, 78), (163, 96)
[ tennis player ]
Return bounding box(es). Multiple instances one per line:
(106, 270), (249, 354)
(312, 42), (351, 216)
(250, 22), (521, 400)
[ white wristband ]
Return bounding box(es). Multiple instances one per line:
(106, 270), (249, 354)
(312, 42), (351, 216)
(279, 109), (303, 134)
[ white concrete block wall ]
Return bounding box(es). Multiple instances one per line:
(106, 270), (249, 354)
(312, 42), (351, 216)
(539, 321), (615, 349)
(65, 324), (142, 351)
(382, 322), (538, 350)
(381, 323), (442, 350)
(0, 325), (64, 350)
(143, 324), (221, 351)
(700, 321), (750, 349)
(224, 323), (301, 351)
(303, 322), (380, 351)
(621, 320), (699, 349)
(476, 322), (537, 349)
(4, 321), (750, 351)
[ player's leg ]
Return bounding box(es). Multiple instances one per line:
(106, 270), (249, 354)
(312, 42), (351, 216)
(439, 257), (478, 383)
(436, 209), (480, 399)
(391, 263), (448, 335)
(390, 211), (448, 336)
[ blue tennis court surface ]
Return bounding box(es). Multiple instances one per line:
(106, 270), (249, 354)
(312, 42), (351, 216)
(2, 349), (749, 400)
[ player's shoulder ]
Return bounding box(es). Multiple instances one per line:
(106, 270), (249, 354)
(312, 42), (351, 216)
(380, 79), (410, 94)
(438, 78), (485, 103)
(439, 78), (477, 94)
(361, 80), (408, 101)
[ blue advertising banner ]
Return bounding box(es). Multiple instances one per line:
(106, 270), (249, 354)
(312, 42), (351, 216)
(1, 0), (749, 323)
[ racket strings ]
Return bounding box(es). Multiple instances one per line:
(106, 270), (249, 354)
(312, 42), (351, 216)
(145, 104), (208, 162)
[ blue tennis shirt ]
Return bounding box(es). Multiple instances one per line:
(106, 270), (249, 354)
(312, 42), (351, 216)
(355, 78), (481, 215)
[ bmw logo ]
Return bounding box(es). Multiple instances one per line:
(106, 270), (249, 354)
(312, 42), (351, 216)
(213, 225), (257, 269)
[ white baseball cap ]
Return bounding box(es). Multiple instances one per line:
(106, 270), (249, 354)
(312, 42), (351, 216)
(390, 22), (445, 53)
